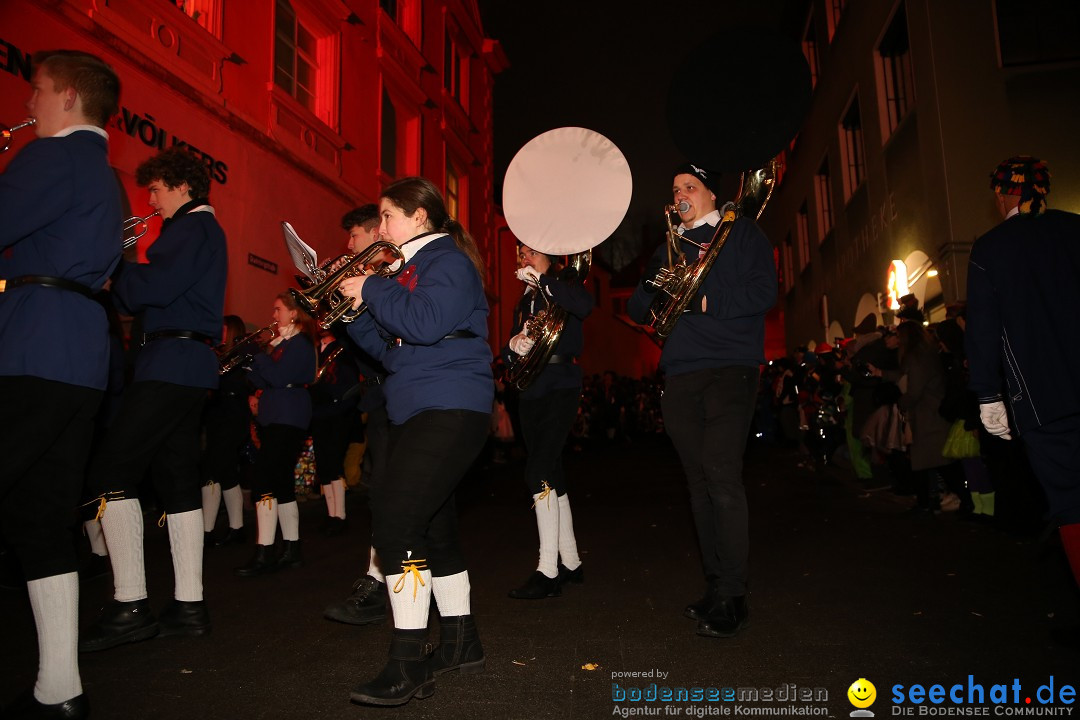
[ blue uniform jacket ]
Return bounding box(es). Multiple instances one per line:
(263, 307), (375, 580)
(113, 205), (227, 389)
(965, 209), (1080, 434)
(0, 130), (121, 390)
(310, 339), (360, 418)
(502, 266), (594, 400)
(627, 216), (777, 376)
(347, 234), (493, 425)
(249, 333), (317, 429)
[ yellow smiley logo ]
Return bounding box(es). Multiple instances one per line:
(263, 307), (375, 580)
(848, 678), (877, 709)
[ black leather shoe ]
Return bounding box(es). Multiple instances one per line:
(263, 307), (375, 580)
(323, 517), (348, 537)
(557, 563), (584, 586)
(350, 629), (435, 706)
(235, 545), (278, 577)
(428, 614), (485, 676)
(3, 690), (89, 719)
(684, 590), (710, 621)
(324, 575), (387, 625)
(696, 594), (750, 638)
(508, 571), (560, 599)
(276, 540), (303, 570)
(158, 599), (212, 638)
(214, 527), (246, 547)
(79, 599), (159, 652)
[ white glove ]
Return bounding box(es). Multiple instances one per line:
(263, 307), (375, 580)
(979, 401), (1012, 440)
(509, 332), (535, 356)
(516, 266), (542, 286)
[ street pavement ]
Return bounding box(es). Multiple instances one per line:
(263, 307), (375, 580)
(2, 435), (1077, 719)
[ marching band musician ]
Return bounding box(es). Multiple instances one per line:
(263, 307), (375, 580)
(337, 177), (492, 707)
(311, 326), (360, 536)
(80, 144), (227, 653)
(626, 163), (777, 639)
(0, 49), (121, 719)
(235, 292), (317, 576)
(505, 243), (591, 600)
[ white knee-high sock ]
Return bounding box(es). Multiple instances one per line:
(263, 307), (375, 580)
(27, 573), (81, 704)
(322, 482), (335, 517)
(331, 478), (347, 519)
(367, 545), (384, 582)
(222, 485), (244, 530)
(256, 497), (278, 546)
(432, 570), (471, 616)
(557, 493), (582, 571)
(100, 498), (146, 602)
(533, 492), (559, 579)
(278, 501), (300, 542)
(167, 510), (204, 602)
(84, 519), (108, 557)
(386, 565), (432, 630)
(201, 483), (221, 532)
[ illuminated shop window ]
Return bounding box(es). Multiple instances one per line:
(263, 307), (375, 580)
(826, 0), (847, 43)
(444, 27), (470, 111)
(273, 0), (340, 126)
(802, 12), (820, 89)
(814, 157), (834, 243)
(838, 94), (865, 202)
(876, 2), (915, 141)
(167, 0), (222, 37)
(782, 235), (795, 295)
(796, 201), (811, 272)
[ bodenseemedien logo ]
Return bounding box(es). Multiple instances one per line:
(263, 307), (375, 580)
(849, 679), (878, 718)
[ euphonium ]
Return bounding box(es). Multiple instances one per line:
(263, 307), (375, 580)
(122, 211), (161, 249)
(288, 240), (405, 330)
(313, 345), (344, 383)
(645, 160), (776, 338)
(217, 322), (278, 374)
(504, 251), (592, 391)
(1, 118), (35, 153)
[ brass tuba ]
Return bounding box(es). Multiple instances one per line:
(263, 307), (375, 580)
(646, 161), (776, 338)
(287, 240), (405, 330)
(1, 118), (35, 153)
(500, 127), (633, 390)
(217, 322), (278, 374)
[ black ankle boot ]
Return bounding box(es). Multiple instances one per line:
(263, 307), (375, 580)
(276, 540), (303, 569)
(557, 563), (584, 586)
(3, 690), (89, 719)
(158, 599), (212, 637)
(428, 614), (484, 676)
(324, 575), (387, 626)
(214, 526), (246, 547)
(696, 594), (750, 638)
(508, 571), (560, 599)
(79, 599), (159, 652)
(349, 628), (436, 706)
(235, 545), (278, 577)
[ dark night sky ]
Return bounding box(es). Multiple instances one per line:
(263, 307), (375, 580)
(476, 0), (807, 271)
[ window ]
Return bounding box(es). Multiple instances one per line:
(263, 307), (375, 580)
(446, 153), (467, 221)
(838, 94), (865, 201)
(796, 202), (811, 271)
(273, 0), (339, 126)
(379, 85), (420, 180)
(876, 2), (915, 140)
(380, 0), (421, 46)
(168, 0), (222, 37)
(802, 13), (820, 89)
(381, 88), (397, 178)
(782, 235), (795, 295)
(814, 158), (834, 242)
(996, 0), (1080, 66)
(444, 28), (469, 110)
(826, 0), (847, 42)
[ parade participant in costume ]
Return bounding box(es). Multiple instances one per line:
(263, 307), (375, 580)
(0, 49), (121, 718)
(966, 156), (1080, 592)
(235, 293), (317, 576)
(505, 243), (591, 599)
(200, 314), (252, 546)
(311, 326), (360, 535)
(627, 163), (777, 638)
(337, 177), (492, 706)
(80, 145), (227, 652)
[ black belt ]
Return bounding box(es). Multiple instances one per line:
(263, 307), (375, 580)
(143, 329), (215, 346)
(387, 330), (477, 349)
(6, 275), (94, 299)
(547, 354), (578, 365)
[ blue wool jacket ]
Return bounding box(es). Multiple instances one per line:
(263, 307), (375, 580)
(113, 203), (227, 389)
(965, 209), (1080, 434)
(347, 234), (493, 425)
(249, 333), (317, 429)
(0, 130), (121, 390)
(627, 216), (777, 376)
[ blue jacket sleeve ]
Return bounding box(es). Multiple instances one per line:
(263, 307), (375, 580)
(539, 274), (594, 320)
(0, 142), (73, 250)
(627, 243), (668, 325)
(344, 310), (389, 363)
(964, 246), (1003, 403)
(111, 217), (208, 314)
(704, 220), (777, 320)
(248, 336), (316, 389)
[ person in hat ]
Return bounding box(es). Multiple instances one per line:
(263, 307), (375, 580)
(966, 156), (1080, 594)
(627, 162), (777, 639)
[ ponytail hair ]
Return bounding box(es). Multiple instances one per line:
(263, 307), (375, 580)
(380, 177), (486, 285)
(275, 291), (319, 346)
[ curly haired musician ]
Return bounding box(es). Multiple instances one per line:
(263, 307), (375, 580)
(80, 145), (227, 653)
(0, 49), (121, 718)
(627, 163), (777, 639)
(338, 177), (492, 707)
(504, 243), (593, 600)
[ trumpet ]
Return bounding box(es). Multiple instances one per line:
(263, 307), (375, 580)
(217, 322), (278, 374)
(1, 118), (36, 153)
(122, 211), (161, 249)
(289, 240), (405, 330)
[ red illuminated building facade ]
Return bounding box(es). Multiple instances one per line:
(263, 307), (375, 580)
(1, 0), (507, 328)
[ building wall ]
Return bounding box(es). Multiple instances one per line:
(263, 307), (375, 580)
(1, 0), (505, 331)
(761, 0), (1080, 351)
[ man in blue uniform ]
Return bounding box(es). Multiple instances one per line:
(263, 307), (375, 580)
(80, 146), (227, 652)
(627, 163), (777, 639)
(0, 49), (121, 719)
